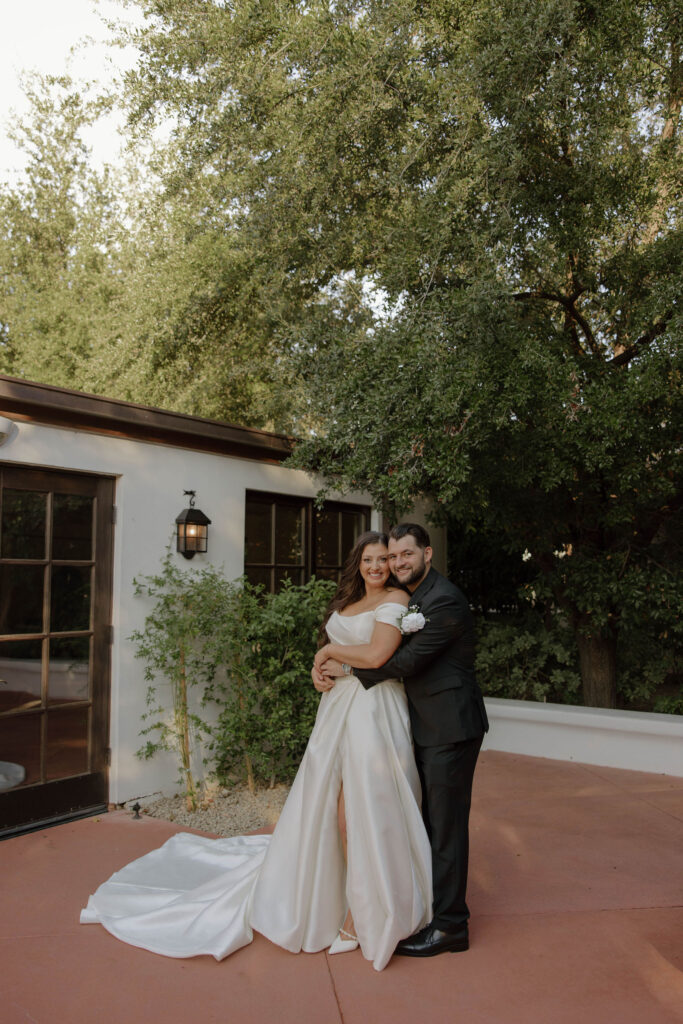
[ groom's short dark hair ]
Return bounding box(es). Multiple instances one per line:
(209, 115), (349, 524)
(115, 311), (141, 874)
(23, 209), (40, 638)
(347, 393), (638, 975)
(389, 522), (431, 549)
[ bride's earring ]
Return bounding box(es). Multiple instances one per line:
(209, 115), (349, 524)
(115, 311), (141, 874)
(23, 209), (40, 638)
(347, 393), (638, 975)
(329, 927), (359, 954)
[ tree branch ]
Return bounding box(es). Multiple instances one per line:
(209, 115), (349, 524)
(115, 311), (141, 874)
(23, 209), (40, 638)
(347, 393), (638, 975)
(642, 40), (682, 245)
(512, 290), (600, 357)
(610, 313), (673, 367)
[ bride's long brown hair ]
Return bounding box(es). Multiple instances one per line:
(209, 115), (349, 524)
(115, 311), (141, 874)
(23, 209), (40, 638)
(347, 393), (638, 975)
(319, 530), (391, 643)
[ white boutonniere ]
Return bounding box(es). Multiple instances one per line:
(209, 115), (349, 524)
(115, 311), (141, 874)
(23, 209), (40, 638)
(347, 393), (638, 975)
(398, 605), (427, 634)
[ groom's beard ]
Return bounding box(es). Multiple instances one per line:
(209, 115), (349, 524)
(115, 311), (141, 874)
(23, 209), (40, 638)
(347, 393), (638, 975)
(398, 556), (427, 587)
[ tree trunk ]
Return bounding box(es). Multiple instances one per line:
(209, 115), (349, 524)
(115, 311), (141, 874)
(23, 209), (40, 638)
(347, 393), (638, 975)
(575, 628), (617, 708)
(178, 643), (197, 811)
(244, 750), (256, 795)
(233, 650), (256, 794)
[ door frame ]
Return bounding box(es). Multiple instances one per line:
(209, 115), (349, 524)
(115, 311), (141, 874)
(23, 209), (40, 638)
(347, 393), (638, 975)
(0, 463), (115, 838)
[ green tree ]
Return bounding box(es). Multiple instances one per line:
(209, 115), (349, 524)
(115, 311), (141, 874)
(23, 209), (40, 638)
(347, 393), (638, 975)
(0, 74), (124, 384)
(82, 173), (317, 430)
(122, 0), (682, 706)
(0, 71), (311, 431)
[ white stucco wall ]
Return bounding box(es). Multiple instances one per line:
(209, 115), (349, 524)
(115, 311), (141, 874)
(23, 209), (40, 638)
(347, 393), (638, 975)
(0, 419), (378, 803)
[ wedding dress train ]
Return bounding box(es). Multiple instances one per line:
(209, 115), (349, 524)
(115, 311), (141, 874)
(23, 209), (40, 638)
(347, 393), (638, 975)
(81, 601), (432, 971)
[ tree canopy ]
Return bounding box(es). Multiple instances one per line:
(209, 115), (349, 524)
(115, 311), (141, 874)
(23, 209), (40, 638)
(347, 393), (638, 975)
(0, 75), (124, 388)
(0, 70), (312, 430)
(1, 0), (681, 705)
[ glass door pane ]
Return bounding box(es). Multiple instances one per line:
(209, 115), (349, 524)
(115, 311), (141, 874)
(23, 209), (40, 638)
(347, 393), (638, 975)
(46, 707), (89, 780)
(52, 494), (94, 560)
(0, 489), (47, 558)
(48, 636), (90, 706)
(0, 714), (41, 788)
(0, 564), (45, 634)
(0, 639), (43, 712)
(50, 566), (92, 632)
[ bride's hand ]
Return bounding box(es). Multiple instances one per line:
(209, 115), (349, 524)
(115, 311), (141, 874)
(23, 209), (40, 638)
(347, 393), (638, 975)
(314, 644), (332, 669)
(312, 664), (335, 692)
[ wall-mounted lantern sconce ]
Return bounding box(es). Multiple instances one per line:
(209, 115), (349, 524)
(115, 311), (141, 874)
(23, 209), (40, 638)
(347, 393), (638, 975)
(175, 490), (211, 559)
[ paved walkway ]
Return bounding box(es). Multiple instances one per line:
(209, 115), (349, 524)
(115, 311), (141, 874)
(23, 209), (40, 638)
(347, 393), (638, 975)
(2, 751), (682, 1024)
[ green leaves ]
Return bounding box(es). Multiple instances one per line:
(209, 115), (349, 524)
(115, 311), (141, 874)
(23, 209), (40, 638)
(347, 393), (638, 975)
(476, 614), (582, 705)
(131, 553), (336, 791)
(2, 1), (681, 706)
(0, 74), (125, 386)
(211, 576), (337, 787)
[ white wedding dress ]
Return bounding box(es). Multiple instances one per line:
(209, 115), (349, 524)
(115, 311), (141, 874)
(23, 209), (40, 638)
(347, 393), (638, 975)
(81, 602), (432, 971)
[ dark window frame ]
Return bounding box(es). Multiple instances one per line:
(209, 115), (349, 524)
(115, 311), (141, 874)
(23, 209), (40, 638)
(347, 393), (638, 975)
(244, 490), (371, 592)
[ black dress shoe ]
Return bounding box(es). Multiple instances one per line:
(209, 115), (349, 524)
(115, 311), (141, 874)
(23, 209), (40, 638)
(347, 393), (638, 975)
(394, 922), (469, 957)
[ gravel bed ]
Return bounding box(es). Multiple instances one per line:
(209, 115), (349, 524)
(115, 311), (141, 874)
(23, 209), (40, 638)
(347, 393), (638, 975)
(139, 784), (290, 837)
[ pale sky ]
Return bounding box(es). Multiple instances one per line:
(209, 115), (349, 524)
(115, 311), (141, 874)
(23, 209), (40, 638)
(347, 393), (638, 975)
(1, 0), (142, 180)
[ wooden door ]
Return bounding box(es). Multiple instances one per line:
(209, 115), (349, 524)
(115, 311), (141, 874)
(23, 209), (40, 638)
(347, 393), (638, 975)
(0, 465), (114, 836)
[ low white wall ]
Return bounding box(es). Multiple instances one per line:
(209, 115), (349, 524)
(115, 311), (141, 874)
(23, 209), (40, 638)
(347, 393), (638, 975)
(483, 697), (683, 777)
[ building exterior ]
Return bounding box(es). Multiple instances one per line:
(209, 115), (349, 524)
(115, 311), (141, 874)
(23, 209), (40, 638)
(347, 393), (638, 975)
(1, 374), (681, 839)
(0, 376), (447, 836)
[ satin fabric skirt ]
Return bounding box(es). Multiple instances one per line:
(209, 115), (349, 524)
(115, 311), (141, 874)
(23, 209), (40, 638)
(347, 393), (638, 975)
(81, 675), (432, 971)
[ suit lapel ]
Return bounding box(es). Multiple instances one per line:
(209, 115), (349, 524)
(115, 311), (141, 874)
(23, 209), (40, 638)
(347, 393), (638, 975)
(410, 566), (439, 608)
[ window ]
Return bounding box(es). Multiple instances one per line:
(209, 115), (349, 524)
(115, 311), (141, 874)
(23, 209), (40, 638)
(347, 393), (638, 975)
(245, 493), (307, 592)
(313, 501), (371, 582)
(245, 491), (370, 592)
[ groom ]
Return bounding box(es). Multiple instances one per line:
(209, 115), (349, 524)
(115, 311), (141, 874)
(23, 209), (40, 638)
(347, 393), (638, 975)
(313, 523), (489, 956)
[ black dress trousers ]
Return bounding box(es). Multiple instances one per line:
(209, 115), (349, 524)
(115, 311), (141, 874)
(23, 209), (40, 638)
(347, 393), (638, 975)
(414, 734), (483, 931)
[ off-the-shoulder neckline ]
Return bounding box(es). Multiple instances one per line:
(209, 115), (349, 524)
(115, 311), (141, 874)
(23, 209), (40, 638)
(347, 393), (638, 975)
(336, 600), (407, 619)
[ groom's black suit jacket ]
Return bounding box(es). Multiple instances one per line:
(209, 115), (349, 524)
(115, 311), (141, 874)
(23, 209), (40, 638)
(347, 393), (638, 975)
(355, 568), (489, 747)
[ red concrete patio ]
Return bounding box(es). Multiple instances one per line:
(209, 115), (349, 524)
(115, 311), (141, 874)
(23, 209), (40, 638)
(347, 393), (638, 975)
(2, 750), (682, 1024)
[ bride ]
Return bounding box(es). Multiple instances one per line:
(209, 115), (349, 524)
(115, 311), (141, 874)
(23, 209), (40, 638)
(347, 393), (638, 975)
(81, 531), (432, 971)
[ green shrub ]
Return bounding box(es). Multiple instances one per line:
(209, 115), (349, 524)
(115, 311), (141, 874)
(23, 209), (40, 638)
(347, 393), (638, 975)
(476, 613), (581, 704)
(132, 557), (336, 796)
(210, 577), (336, 789)
(131, 554), (231, 809)
(476, 607), (682, 713)
(616, 625), (683, 713)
